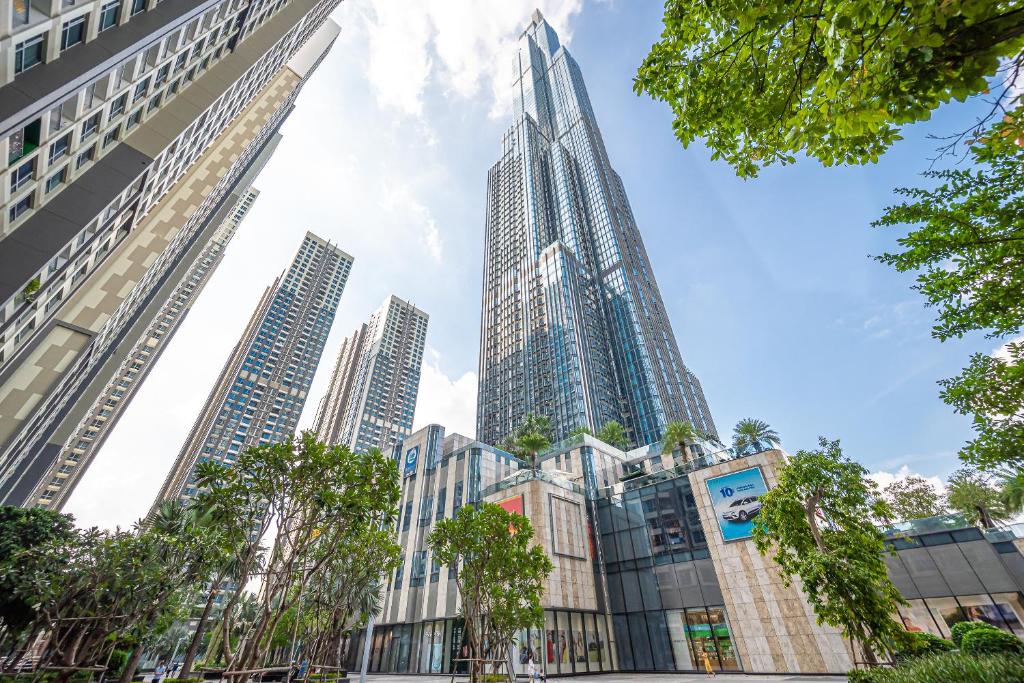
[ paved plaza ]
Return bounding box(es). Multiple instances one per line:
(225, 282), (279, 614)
(365, 674), (846, 683)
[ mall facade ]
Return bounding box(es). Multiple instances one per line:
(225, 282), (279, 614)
(343, 424), (1024, 676)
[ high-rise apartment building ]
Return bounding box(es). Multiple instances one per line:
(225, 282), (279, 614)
(314, 295), (428, 454)
(27, 175), (263, 510)
(0, 0), (342, 505)
(153, 231), (352, 504)
(476, 11), (717, 448)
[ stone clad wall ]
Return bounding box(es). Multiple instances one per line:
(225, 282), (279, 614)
(688, 449), (853, 674)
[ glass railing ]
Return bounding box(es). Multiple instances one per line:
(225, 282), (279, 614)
(984, 523), (1024, 543)
(481, 467), (583, 499)
(880, 513), (973, 537)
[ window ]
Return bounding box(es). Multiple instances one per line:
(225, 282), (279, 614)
(82, 113), (101, 138)
(14, 35), (45, 74)
(174, 53), (188, 73)
(10, 159), (35, 192)
(61, 16), (87, 51)
(147, 93), (162, 112)
(103, 127), (119, 148)
(154, 63), (169, 85)
(76, 145), (95, 169)
(48, 100), (73, 134)
(45, 168), (66, 193)
(133, 77), (150, 102)
(99, 1), (119, 30)
(130, 0), (145, 15)
(110, 93), (128, 117)
(9, 195), (32, 222)
(126, 109), (142, 129)
(48, 134), (71, 164)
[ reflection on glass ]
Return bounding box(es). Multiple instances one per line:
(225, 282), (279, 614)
(667, 610), (693, 670)
(585, 613), (601, 669)
(596, 613), (612, 671)
(992, 592), (1024, 636)
(544, 611), (557, 668)
(925, 596), (964, 638)
(899, 599), (943, 636)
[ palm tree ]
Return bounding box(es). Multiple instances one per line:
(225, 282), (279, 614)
(732, 418), (781, 455)
(516, 431), (551, 469)
(568, 425), (593, 438)
(662, 421), (697, 463)
(596, 421), (630, 450)
(1001, 470), (1024, 514)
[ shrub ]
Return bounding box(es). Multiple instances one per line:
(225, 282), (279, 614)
(163, 678), (203, 683)
(108, 649), (131, 678)
(847, 669), (884, 683)
(857, 652), (1024, 683)
(891, 630), (954, 661)
(950, 620), (999, 646)
(960, 628), (1024, 656)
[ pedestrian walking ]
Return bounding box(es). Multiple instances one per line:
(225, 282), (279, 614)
(700, 649), (715, 678)
(154, 661), (167, 683)
(527, 653), (537, 683)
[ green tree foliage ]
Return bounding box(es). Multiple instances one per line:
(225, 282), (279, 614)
(661, 421), (697, 462)
(751, 437), (907, 662)
(961, 627), (1024, 655)
(0, 507), (74, 648)
(732, 418), (781, 455)
(1001, 469), (1024, 513)
(596, 421), (630, 450)
(196, 434), (400, 681)
(429, 504), (553, 682)
(503, 414), (553, 467)
(567, 426), (592, 438)
(849, 652), (1024, 683)
(883, 475), (948, 521)
(946, 467), (1010, 528)
(635, 0), (1024, 177)
(951, 620), (1000, 646)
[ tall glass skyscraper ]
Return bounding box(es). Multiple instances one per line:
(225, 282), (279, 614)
(152, 231), (352, 505)
(314, 295), (428, 454)
(476, 11), (717, 448)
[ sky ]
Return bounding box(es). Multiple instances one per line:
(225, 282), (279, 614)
(66, 0), (999, 529)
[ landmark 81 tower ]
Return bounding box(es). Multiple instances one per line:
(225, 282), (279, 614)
(476, 11), (717, 448)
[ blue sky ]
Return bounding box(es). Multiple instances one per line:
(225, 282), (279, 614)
(67, 0), (992, 528)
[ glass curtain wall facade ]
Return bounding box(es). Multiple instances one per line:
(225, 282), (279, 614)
(151, 231), (352, 505)
(476, 10), (717, 448)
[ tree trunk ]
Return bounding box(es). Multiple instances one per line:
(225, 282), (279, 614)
(180, 578), (223, 678)
(118, 645), (145, 683)
(977, 504), (995, 529)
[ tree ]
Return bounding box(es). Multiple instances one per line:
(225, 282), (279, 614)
(634, 0), (1024, 178)
(946, 467), (1010, 528)
(197, 434), (400, 682)
(504, 414), (553, 467)
(661, 421), (697, 463)
(752, 437), (907, 664)
(883, 475), (948, 522)
(568, 426), (592, 438)
(0, 506), (74, 660)
(1002, 469), (1024, 514)
(732, 418), (781, 455)
(596, 421), (630, 450)
(429, 504), (553, 682)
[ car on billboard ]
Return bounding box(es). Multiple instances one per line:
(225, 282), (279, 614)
(721, 496), (762, 523)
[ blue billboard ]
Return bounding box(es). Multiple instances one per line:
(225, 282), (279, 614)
(403, 445), (419, 478)
(705, 466), (768, 542)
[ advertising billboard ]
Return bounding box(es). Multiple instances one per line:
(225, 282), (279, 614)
(705, 466), (768, 542)
(403, 445), (419, 478)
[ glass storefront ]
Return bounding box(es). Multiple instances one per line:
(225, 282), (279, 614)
(358, 612), (614, 675)
(898, 593), (1024, 639)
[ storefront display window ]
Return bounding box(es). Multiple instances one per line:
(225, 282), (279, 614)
(544, 611), (558, 669)
(925, 596), (964, 638)
(685, 608), (719, 671)
(957, 594), (1007, 631)
(666, 609), (693, 670)
(584, 613), (601, 670)
(899, 599), (943, 636)
(708, 608), (740, 670)
(570, 612), (586, 672)
(596, 613), (612, 671)
(992, 593), (1024, 636)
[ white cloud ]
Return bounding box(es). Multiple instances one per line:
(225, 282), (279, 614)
(412, 347), (477, 438)
(992, 335), (1024, 362)
(867, 465), (947, 496)
(356, 0), (584, 120)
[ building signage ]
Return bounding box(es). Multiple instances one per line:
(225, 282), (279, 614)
(705, 466), (768, 542)
(404, 445), (419, 478)
(496, 494), (524, 516)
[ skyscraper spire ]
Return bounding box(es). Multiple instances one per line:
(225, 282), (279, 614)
(477, 14), (717, 448)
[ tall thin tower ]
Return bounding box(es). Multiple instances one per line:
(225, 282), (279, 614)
(314, 295), (428, 454)
(476, 11), (717, 448)
(153, 231), (353, 504)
